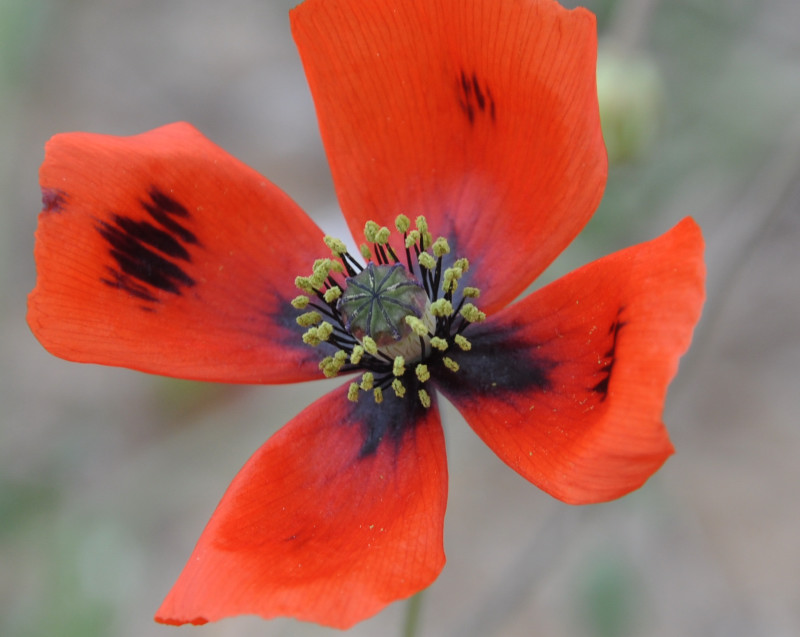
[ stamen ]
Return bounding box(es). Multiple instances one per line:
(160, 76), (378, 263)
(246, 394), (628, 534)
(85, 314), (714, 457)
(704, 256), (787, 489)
(373, 387), (383, 404)
(350, 345), (364, 364)
(418, 252), (436, 269)
(347, 382), (360, 402)
(360, 372), (374, 391)
(291, 295), (310, 309)
(432, 237), (450, 257)
(460, 303), (486, 323)
(323, 286), (342, 303)
(296, 311), (322, 327)
(395, 214), (411, 233)
(443, 357), (460, 372)
(392, 378), (406, 398)
(418, 388), (431, 408)
(430, 299), (454, 317)
(430, 336), (448, 351)
(362, 336), (378, 355)
(393, 356), (406, 377)
(415, 364), (430, 383)
(323, 235), (348, 257)
(454, 334), (472, 351)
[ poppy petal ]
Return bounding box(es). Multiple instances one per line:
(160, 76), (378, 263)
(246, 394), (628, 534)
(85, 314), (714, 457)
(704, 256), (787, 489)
(291, 0), (606, 313)
(28, 122), (327, 384)
(155, 383), (447, 629)
(434, 219), (705, 504)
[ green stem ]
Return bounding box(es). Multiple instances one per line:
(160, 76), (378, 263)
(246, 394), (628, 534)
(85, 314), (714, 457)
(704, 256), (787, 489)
(402, 590), (424, 637)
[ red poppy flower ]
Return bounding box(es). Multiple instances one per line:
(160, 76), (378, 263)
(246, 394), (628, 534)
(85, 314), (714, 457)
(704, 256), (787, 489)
(27, 0), (705, 630)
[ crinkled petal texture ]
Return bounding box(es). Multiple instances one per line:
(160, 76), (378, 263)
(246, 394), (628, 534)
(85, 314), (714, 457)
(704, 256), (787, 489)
(435, 219), (705, 504)
(28, 123), (326, 383)
(291, 0), (607, 314)
(156, 384), (447, 629)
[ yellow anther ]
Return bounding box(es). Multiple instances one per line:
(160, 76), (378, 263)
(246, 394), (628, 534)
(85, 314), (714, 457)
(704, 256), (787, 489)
(405, 230), (420, 249)
(463, 286), (480, 298)
(430, 298), (453, 317)
(405, 316), (430, 337)
(418, 252), (436, 269)
(302, 328), (322, 346)
(393, 356), (406, 377)
(443, 266), (463, 293)
(460, 303), (486, 323)
(296, 311), (322, 327)
(454, 257), (469, 272)
(415, 215), (428, 234)
(319, 352), (344, 378)
(317, 322), (334, 341)
(415, 364), (430, 383)
(360, 372), (374, 391)
(443, 356), (460, 372)
(360, 244), (372, 259)
(364, 220), (381, 243)
(323, 235), (348, 257)
(323, 286), (342, 303)
(362, 336), (378, 355)
(290, 295), (310, 309)
(418, 388), (431, 408)
(432, 237), (450, 257)
(375, 227), (391, 244)
(454, 334), (472, 351)
(295, 275), (314, 293)
(347, 382), (360, 402)
(392, 378), (406, 398)
(395, 214), (411, 233)
(350, 345), (364, 365)
(373, 387), (383, 404)
(430, 336), (448, 351)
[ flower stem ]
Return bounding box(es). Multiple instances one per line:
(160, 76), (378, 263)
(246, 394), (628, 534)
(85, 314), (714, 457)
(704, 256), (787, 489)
(402, 590), (424, 637)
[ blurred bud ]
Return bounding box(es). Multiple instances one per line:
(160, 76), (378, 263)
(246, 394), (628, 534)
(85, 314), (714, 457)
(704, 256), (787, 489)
(596, 50), (664, 164)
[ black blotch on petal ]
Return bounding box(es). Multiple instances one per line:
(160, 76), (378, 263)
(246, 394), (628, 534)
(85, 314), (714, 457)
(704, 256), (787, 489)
(434, 321), (555, 403)
(351, 381), (427, 458)
(97, 187), (198, 302)
(41, 188), (67, 213)
(591, 308), (626, 401)
(456, 68), (496, 126)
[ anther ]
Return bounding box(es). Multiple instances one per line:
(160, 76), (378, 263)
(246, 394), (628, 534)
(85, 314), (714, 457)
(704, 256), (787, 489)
(443, 357), (460, 372)
(415, 364), (430, 383)
(392, 378), (406, 398)
(373, 387), (383, 404)
(430, 336), (448, 351)
(360, 372), (374, 391)
(395, 214), (411, 233)
(454, 334), (472, 351)
(323, 286), (342, 303)
(460, 303), (486, 323)
(296, 311), (322, 327)
(348, 382), (360, 402)
(291, 295), (310, 309)
(393, 356), (406, 377)
(418, 388), (431, 408)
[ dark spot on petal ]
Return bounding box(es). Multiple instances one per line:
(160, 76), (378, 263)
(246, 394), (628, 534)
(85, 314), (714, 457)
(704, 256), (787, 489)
(434, 321), (555, 401)
(351, 382), (427, 458)
(41, 188), (67, 213)
(591, 307), (626, 401)
(97, 187), (198, 302)
(456, 68), (496, 126)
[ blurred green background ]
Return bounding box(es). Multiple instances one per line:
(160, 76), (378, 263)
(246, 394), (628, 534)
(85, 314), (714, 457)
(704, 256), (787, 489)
(2, 0), (798, 636)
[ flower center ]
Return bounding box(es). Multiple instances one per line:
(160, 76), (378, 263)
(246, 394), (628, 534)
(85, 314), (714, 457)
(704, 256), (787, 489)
(291, 215), (485, 407)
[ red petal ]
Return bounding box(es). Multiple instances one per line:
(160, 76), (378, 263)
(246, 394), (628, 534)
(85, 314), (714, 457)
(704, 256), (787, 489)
(291, 0), (606, 313)
(28, 123), (327, 383)
(434, 219), (705, 504)
(156, 384), (447, 629)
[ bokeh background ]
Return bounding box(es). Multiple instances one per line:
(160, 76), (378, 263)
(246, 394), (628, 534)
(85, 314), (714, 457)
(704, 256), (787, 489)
(2, 0), (798, 636)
